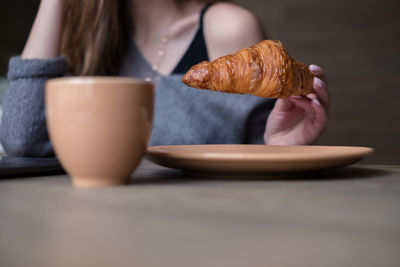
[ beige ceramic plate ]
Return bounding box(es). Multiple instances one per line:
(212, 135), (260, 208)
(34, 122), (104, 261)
(146, 145), (374, 178)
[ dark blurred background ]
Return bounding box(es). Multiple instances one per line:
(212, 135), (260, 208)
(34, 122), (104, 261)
(0, 0), (399, 164)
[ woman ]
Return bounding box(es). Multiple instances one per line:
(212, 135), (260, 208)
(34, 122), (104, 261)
(0, 0), (329, 157)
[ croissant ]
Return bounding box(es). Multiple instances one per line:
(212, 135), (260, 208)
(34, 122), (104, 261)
(182, 40), (314, 98)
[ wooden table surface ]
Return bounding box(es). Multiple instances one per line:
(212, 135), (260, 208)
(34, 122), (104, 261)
(0, 160), (399, 267)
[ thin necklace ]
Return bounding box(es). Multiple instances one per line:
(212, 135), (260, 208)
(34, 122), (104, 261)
(145, 9), (178, 82)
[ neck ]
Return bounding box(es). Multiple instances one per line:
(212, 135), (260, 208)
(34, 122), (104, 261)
(131, 0), (180, 32)
(130, 0), (204, 47)
(129, 0), (205, 75)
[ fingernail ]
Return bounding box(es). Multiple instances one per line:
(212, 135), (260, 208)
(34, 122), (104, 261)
(312, 98), (321, 106)
(307, 93), (317, 99)
(314, 77), (324, 88)
(309, 64), (320, 72)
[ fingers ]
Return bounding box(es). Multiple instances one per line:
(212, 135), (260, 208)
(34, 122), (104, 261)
(309, 64), (327, 83)
(289, 96), (314, 113)
(309, 64), (330, 111)
(311, 77), (330, 110)
(290, 95), (329, 127)
(310, 96), (329, 129)
(273, 98), (294, 112)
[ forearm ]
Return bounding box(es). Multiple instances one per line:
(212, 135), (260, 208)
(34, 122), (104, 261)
(22, 0), (63, 59)
(0, 57), (67, 157)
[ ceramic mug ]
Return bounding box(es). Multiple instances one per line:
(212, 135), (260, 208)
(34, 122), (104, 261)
(46, 77), (154, 186)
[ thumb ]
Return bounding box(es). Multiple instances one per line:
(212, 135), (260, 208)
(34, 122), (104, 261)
(273, 97), (295, 112)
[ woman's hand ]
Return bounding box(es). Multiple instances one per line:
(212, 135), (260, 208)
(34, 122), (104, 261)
(264, 64), (330, 145)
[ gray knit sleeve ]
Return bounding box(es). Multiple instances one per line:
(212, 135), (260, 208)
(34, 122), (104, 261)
(0, 56), (67, 157)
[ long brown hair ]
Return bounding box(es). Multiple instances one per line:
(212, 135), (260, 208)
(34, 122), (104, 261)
(61, 0), (132, 76)
(61, 0), (227, 76)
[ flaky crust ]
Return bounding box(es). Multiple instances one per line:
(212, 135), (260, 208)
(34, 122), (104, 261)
(182, 40), (314, 98)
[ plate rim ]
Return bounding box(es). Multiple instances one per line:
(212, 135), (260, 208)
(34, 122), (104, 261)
(146, 144), (374, 162)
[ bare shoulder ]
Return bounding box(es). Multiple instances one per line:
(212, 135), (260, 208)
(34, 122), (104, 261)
(203, 2), (265, 60)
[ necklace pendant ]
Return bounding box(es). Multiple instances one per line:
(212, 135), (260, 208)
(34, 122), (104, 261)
(161, 37), (168, 43)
